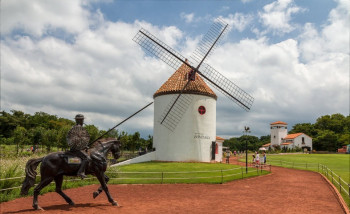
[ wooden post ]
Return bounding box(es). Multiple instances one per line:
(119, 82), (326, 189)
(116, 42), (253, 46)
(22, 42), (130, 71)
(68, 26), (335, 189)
(221, 169), (223, 184)
(161, 172), (164, 184)
(331, 170), (333, 184)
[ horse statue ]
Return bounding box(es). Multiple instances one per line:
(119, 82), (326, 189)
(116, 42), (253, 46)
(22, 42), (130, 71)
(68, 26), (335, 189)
(21, 138), (121, 210)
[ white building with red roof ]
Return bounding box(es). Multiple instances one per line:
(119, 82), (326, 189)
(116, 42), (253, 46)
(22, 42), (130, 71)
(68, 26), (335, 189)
(282, 133), (312, 151)
(263, 121), (312, 152)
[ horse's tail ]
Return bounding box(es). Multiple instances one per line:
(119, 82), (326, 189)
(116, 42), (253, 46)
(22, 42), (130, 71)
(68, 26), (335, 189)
(20, 157), (43, 195)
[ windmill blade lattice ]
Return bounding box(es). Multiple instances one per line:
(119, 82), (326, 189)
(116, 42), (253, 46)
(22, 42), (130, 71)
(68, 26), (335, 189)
(190, 19), (228, 67)
(133, 28), (191, 70)
(133, 19), (254, 131)
(158, 94), (193, 131)
(199, 63), (254, 111)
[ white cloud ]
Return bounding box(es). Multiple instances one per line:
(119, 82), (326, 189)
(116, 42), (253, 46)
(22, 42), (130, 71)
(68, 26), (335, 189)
(299, 0), (349, 62)
(1, 0), (90, 37)
(1, 0), (348, 139)
(219, 13), (253, 32)
(1, 10), (183, 134)
(259, 0), (305, 35)
(180, 12), (195, 23)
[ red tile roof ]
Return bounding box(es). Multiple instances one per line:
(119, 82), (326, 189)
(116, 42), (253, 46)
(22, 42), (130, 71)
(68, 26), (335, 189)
(153, 62), (217, 99)
(284, 133), (303, 139)
(270, 121), (288, 125)
(216, 136), (225, 141)
(281, 142), (292, 145)
(262, 143), (271, 147)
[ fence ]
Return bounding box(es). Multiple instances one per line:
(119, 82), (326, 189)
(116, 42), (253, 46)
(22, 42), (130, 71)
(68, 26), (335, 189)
(267, 159), (350, 205)
(105, 165), (271, 184)
(0, 165), (271, 196)
(0, 175), (96, 192)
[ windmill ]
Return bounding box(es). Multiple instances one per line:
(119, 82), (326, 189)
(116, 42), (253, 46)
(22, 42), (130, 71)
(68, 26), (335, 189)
(133, 18), (254, 132)
(105, 19), (254, 164)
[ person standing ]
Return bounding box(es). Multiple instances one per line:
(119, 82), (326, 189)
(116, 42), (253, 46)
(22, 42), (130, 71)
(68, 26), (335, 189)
(67, 114), (90, 179)
(225, 149), (231, 163)
(255, 152), (260, 165)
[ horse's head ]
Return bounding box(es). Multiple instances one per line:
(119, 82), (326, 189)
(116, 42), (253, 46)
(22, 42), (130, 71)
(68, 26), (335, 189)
(110, 140), (121, 160)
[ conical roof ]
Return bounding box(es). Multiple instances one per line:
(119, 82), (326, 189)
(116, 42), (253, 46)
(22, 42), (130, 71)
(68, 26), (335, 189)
(153, 62), (217, 100)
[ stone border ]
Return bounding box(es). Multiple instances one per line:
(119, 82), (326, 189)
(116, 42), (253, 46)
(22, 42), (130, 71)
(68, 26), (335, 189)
(319, 173), (350, 214)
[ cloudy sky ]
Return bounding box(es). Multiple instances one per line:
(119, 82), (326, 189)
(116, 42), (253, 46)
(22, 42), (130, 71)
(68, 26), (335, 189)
(1, 0), (349, 138)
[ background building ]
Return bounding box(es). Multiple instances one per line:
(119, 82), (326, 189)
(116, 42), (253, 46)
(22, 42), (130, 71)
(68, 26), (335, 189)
(263, 121), (313, 152)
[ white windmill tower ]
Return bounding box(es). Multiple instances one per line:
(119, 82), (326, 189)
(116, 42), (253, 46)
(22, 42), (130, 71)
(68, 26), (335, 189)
(153, 61), (217, 162)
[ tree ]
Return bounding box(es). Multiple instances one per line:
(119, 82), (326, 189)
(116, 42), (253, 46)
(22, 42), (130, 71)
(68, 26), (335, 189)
(13, 126), (28, 154)
(42, 129), (58, 152)
(313, 130), (339, 151)
(85, 125), (100, 142)
(29, 126), (45, 145)
(315, 113), (346, 134)
(259, 135), (270, 144)
(106, 129), (119, 139)
(338, 133), (350, 146)
(119, 131), (130, 151)
(146, 135), (153, 150)
(289, 123), (316, 137)
(130, 132), (141, 153)
(238, 135), (260, 151)
(57, 125), (71, 151)
(0, 111), (21, 138)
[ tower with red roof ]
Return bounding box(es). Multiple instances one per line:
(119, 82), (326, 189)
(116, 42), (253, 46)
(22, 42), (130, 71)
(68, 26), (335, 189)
(153, 62), (217, 162)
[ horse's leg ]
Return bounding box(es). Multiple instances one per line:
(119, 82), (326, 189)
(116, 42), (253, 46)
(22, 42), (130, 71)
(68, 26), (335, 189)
(54, 175), (75, 205)
(93, 174), (109, 199)
(33, 177), (54, 210)
(96, 173), (118, 206)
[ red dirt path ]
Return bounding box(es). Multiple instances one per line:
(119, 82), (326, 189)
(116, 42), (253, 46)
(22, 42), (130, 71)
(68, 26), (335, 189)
(1, 157), (348, 214)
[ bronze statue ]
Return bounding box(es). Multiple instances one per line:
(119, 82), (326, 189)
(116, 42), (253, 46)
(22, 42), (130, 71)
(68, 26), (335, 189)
(67, 114), (90, 179)
(21, 139), (121, 210)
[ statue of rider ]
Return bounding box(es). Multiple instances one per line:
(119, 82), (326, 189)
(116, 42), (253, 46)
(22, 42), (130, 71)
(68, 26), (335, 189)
(67, 114), (90, 179)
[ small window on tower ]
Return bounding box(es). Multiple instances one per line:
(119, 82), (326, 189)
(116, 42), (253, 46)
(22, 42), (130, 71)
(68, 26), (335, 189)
(188, 70), (196, 81)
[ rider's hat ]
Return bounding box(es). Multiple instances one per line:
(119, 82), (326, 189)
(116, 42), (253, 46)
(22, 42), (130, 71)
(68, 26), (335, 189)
(75, 114), (85, 120)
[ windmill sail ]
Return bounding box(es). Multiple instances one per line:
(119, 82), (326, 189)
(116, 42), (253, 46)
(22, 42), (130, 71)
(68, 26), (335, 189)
(134, 19), (254, 131)
(199, 63), (254, 111)
(158, 93), (193, 131)
(133, 28), (191, 70)
(190, 18), (228, 67)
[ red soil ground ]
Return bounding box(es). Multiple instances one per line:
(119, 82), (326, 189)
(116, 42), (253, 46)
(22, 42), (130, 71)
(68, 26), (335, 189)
(1, 157), (348, 214)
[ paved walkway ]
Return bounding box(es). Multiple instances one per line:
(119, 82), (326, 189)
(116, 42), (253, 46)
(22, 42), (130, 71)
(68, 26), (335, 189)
(1, 156), (348, 214)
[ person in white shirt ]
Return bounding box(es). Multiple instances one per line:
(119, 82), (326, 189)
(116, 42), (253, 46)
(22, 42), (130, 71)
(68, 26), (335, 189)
(255, 152), (260, 165)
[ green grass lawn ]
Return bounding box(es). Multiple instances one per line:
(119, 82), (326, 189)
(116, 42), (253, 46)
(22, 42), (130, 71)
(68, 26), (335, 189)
(106, 161), (270, 184)
(265, 154), (350, 183)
